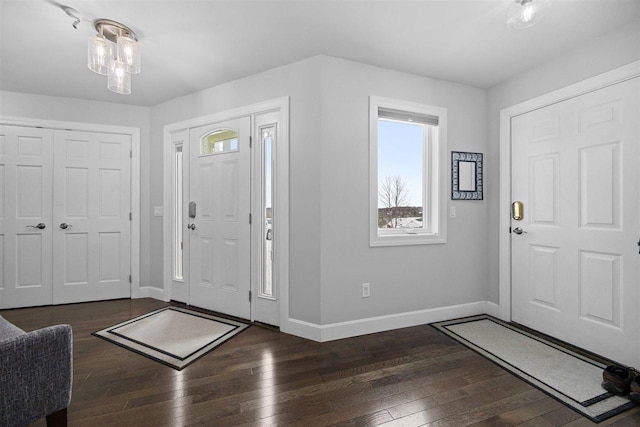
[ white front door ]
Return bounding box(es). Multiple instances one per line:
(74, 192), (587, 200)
(0, 126), (54, 308)
(189, 117), (251, 319)
(52, 130), (132, 304)
(511, 77), (640, 366)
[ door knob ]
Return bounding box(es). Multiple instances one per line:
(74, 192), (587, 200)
(513, 227), (527, 235)
(187, 224), (196, 230)
(27, 223), (46, 230)
(59, 223), (72, 230)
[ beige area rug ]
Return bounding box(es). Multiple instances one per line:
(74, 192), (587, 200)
(92, 306), (249, 370)
(432, 315), (636, 423)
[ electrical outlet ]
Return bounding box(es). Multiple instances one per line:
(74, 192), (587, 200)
(362, 283), (370, 298)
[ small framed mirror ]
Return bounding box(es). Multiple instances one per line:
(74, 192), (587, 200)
(451, 151), (483, 200)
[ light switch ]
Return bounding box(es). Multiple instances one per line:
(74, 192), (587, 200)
(153, 206), (163, 217)
(449, 206), (456, 219)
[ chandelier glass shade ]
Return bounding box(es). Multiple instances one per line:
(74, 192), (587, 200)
(507, 0), (550, 30)
(87, 35), (113, 75)
(117, 35), (141, 74)
(107, 61), (132, 94)
(87, 19), (140, 94)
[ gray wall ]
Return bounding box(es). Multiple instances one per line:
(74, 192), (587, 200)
(317, 57), (488, 324)
(0, 91), (152, 289)
(150, 55), (489, 325)
(485, 21), (640, 303)
(150, 56), (324, 323)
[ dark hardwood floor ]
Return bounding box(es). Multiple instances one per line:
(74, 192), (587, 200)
(2, 298), (639, 426)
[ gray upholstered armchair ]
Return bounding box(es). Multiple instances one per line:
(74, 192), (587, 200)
(0, 315), (72, 427)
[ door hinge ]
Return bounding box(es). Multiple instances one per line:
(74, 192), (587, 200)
(249, 290), (252, 302)
(130, 150), (133, 158)
(249, 136), (253, 148)
(637, 238), (640, 254)
(129, 212), (132, 221)
(249, 213), (252, 224)
(181, 241), (183, 250)
(128, 274), (132, 283)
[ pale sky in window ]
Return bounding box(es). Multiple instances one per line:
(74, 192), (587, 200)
(378, 119), (423, 207)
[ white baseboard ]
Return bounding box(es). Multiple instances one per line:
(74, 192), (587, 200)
(136, 286), (166, 301)
(485, 301), (501, 318)
(282, 318), (323, 342)
(283, 301), (499, 342)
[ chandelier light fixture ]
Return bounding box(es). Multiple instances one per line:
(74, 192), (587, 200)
(507, 0), (550, 30)
(87, 19), (141, 94)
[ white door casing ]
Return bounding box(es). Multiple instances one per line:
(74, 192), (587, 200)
(511, 77), (640, 366)
(0, 126), (54, 309)
(189, 117), (251, 319)
(252, 111), (280, 326)
(163, 98), (290, 327)
(52, 130), (132, 304)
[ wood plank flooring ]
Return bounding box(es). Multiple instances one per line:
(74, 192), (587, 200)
(2, 298), (639, 426)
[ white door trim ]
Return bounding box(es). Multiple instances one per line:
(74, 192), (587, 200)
(0, 116), (141, 299)
(162, 97), (290, 327)
(498, 61), (640, 321)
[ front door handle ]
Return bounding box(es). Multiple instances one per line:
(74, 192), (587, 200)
(27, 223), (46, 230)
(59, 223), (72, 230)
(187, 224), (196, 230)
(513, 227), (527, 235)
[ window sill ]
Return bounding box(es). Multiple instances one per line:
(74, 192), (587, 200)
(370, 233), (446, 247)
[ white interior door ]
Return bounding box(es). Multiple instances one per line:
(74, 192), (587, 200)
(0, 126), (54, 309)
(189, 117), (251, 319)
(52, 130), (131, 304)
(511, 77), (640, 366)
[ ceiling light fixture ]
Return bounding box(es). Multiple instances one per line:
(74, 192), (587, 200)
(62, 6), (81, 30)
(507, 0), (550, 30)
(87, 19), (140, 95)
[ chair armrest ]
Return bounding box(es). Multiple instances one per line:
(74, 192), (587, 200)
(0, 324), (73, 427)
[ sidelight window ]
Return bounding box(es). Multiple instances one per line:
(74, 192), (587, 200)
(261, 126), (275, 298)
(173, 145), (183, 280)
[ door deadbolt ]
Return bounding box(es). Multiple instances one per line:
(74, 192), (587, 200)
(512, 201), (524, 221)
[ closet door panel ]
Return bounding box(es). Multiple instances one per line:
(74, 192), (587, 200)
(0, 126), (53, 309)
(53, 130), (131, 304)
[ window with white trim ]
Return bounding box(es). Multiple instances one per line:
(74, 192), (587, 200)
(173, 145), (184, 279)
(369, 97), (447, 246)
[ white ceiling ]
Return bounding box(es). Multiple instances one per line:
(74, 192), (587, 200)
(1, 0), (638, 107)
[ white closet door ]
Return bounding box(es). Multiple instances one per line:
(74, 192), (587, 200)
(52, 130), (131, 304)
(0, 126), (54, 309)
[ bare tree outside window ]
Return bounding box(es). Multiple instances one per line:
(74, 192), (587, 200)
(379, 175), (410, 228)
